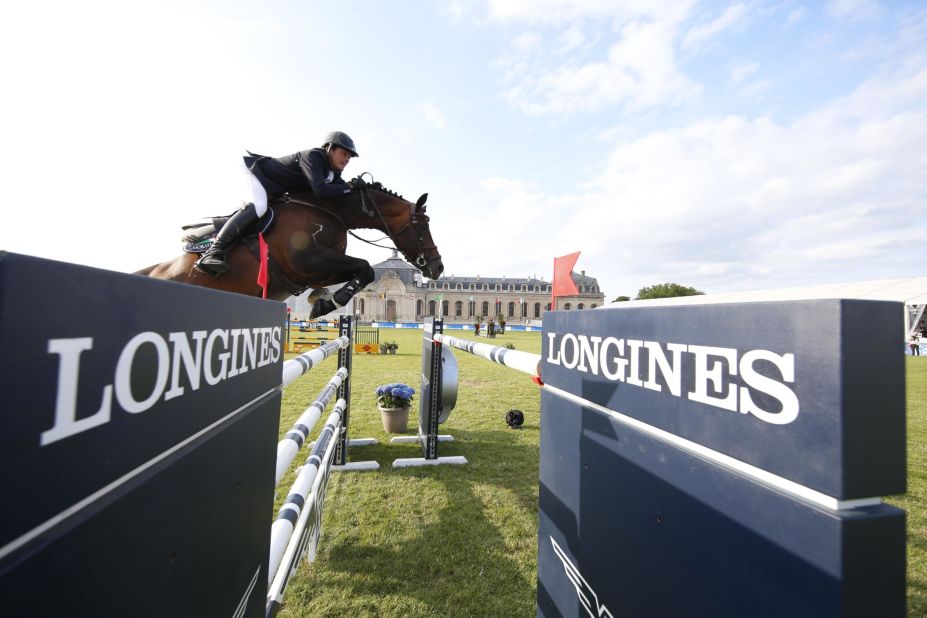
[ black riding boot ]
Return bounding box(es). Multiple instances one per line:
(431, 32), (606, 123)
(195, 203), (260, 277)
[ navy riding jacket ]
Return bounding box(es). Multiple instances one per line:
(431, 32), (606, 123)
(243, 148), (351, 200)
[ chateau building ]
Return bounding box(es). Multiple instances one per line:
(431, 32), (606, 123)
(354, 251), (606, 323)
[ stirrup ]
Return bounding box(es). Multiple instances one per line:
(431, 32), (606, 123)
(195, 252), (229, 277)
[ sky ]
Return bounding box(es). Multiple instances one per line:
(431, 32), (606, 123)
(1, 0), (925, 301)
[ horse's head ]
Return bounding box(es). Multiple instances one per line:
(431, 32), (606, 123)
(359, 181), (444, 280)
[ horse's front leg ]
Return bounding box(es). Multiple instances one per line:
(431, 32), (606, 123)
(305, 254), (375, 319)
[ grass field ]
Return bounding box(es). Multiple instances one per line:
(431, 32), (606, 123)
(274, 328), (927, 617)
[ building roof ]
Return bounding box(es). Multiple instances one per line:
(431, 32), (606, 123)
(604, 277), (927, 308)
(371, 250), (420, 286)
(370, 251), (604, 294)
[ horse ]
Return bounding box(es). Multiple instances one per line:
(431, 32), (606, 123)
(135, 180), (444, 318)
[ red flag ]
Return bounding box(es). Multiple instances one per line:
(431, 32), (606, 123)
(552, 251), (580, 309)
(257, 233), (269, 299)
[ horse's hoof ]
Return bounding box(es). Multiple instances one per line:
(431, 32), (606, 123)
(310, 298), (337, 319)
(307, 288), (332, 303)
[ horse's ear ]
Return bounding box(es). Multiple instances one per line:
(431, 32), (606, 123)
(416, 193), (428, 208)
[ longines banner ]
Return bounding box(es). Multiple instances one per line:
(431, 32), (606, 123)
(0, 253), (284, 617)
(540, 300), (904, 499)
(537, 300), (906, 617)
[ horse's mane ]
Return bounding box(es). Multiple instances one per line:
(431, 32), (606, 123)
(350, 176), (404, 200)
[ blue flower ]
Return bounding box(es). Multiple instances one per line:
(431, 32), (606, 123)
(375, 382), (415, 407)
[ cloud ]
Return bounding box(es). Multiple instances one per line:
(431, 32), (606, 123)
(472, 65), (927, 295)
(731, 61), (759, 83)
(682, 3), (751, 51)
(416, 100), (447, 129)
(500, 18), (700, 114)
(486, 0), (696, 24)
(825, 0), (883, 22)
(557, 22), (587, 54)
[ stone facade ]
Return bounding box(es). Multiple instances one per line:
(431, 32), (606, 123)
(354, 251), (605, 324)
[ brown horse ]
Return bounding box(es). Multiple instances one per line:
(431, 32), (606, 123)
(135, 181), (444, 317)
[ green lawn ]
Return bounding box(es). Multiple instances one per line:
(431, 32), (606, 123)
(273, 328), (927, 616)
(887, 356), (927, 615)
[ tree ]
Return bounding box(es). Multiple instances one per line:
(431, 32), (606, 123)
(635, 283), (704, 300)
(612, 295), (631, 302)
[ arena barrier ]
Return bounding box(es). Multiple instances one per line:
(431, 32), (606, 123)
(0, 252), (375, 618)
(424, 298), (907, 615)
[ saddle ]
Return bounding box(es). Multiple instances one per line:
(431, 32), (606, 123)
(180, 207), (276, 254)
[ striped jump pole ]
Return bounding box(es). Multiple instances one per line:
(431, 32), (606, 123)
(275, 367), (349, 485)
(432, 332), (542, 380)
(281, 335), (350, 388)
(267, 399), (347, 616)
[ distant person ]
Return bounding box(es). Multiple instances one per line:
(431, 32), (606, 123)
(196, 131), (361, 277)
(911, 333), (922, 356)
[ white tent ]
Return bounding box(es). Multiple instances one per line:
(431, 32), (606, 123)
(604, 277), (927, 337)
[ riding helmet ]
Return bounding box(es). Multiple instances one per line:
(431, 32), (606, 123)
(323, 131), (359, 157)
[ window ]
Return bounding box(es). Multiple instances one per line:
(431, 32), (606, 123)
(578, 303), (585, 310)
(428, 300), (436, 316)
(534, 302), (541, 318)
(455, 301), (463, 317)
(591, 303), (597, 309)
(358, 299), (365, 314)
(508, 302), (515, 317)
(482, 301), (489, 316)
(564, 303), (572, 310)
(442, 300), (449, 316)
(416, 300), (423, 315)
(508, 284), (515, 291)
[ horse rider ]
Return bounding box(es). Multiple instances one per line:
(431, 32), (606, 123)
(195, 131), (361, 277)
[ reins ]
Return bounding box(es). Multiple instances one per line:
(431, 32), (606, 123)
(280, 176), (425, 253)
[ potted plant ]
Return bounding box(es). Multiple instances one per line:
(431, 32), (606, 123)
(375, 383), (415, 432)
(387, 340), (399, 354)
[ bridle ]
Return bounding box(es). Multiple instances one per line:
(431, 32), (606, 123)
(283, 177), (441, 270)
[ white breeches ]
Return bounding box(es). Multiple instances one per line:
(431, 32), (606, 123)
(242, 161), (268, 216)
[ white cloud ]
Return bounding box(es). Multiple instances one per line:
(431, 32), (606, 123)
(825, 0), (883, 21)
(480, 65), (927, 295)
(557, 23), (586, 53)
(502, 18), (700, 114)
(731, 61), (759, 83)
(787, 6), (805, 24)
(682, 3), (751, 51)
(416, 100), (448, 129)
(486, 0), (696, 24)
